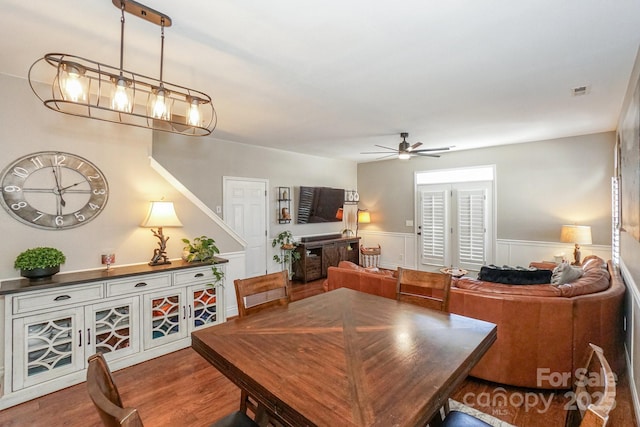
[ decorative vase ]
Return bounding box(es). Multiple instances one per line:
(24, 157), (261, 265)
(21, 265), (60, 281)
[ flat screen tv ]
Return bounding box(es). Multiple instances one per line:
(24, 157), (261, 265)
(297, 186), (344, 224)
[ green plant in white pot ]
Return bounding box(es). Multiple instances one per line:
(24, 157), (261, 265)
(14, 247), (66, 280)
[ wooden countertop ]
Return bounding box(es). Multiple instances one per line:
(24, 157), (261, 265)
(0, 257), (228, 296)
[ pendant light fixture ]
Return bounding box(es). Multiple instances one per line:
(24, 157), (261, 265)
(28, 0), (216, 137)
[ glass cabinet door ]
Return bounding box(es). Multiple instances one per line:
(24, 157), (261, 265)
(12, 307), (84, 390)
(189, 285), (219, 331)
(86, 297), (140, 361)
(143, 289), (187, 350)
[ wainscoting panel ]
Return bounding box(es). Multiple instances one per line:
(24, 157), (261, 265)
(358, 230), (417, 270)
(620, 230), (640, 421)
(358, 232), (612, 271)
(219, 251), (245, 319)
(496, 239), (611, 266)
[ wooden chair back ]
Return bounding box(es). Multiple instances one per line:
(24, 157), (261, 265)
(566, 343), (617, 427)
(234, 270), (291, 318)
(86, 353), (143, 427)
(396, 268), (452, 312)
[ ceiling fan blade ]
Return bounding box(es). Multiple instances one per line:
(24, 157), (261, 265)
(411, 146), (451, 153)
(413, 152), (441, 158)
(409, 142), (423, 151)
(376, 153), (398, 160)
(374, 144), (399, 151)
(361, 150), (399, 154)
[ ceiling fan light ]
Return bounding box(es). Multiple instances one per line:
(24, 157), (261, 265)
(59, 61), (88, 103)
(398, 152), (411, 160)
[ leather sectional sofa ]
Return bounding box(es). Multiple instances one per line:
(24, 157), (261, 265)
(324, 255), (625, 389)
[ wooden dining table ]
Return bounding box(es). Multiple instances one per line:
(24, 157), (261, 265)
(191, 288), (497, 427)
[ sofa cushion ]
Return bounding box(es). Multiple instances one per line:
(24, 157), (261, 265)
(550, 262), (583, 285)
(477, 265), (553, 285)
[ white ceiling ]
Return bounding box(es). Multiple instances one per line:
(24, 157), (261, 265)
(2, 0), (640, 162)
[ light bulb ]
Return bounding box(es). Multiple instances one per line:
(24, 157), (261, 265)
(398, 153), (411, 160)
(111, 77), (132, 112)
(152, 95), (166, 118)
(151, 88), (170, 120)
(60, 63), (87, 102)
(187, 98), (201, 126)
(150, 86), (171, 120)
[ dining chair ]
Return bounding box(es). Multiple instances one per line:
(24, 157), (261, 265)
(565, 343), (616, 427)
(86, 353), (259, 427)
(234, 270), (291, 318)
(233, 271), (292, 426)
(396, 268), (452, 312)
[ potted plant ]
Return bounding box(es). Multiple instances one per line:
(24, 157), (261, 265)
(182, 235), (224, 286)
(14, 247), (66, 280)
(272, 231), (301, 277)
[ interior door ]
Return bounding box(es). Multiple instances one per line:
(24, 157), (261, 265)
(223, 177), (268, 278)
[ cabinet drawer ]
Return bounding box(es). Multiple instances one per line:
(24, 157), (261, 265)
(107, 274), (171, 297)
(13, 284), (104, 315)
(173, 266), (218, 286)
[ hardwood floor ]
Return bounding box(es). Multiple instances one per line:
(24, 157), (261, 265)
(0, 279), (636, 426)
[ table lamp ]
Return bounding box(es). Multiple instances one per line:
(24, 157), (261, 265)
(560, 224), (592, 266)
(141, 201), (183, 266)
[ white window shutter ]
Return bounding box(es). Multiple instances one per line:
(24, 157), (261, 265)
(420, 189), (449, 266)
(457, 188), (486, 268)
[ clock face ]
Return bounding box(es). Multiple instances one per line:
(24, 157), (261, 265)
(0, 151), (108, 230)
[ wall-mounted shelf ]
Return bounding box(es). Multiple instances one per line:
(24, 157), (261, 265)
(277, 186), (292, 224)
(344, 189), (359, 205)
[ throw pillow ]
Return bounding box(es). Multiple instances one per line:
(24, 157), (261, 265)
(551, 262), (583, 285)
(477, 265), (553, 285)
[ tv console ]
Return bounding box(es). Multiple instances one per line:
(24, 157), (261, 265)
(293, 235), (360, 282)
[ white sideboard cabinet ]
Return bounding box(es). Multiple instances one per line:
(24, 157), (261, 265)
(0, 259), (227, 410)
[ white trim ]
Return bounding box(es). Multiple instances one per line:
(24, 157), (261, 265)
(149, 158), (247, 247)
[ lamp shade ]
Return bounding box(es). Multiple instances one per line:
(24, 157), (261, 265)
(357, 210), (371, 224)
(560, 225), (592, 245)
(141, 201), (183, 228)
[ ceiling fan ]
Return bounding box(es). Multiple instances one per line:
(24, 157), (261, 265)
(361, 132), (450, 160)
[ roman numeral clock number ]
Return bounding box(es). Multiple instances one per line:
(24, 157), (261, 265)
(0, 151), (109, 230)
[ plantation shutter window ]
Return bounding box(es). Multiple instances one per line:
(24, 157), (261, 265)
(456, 188), (487, 269)
(420, 189), (449, 266)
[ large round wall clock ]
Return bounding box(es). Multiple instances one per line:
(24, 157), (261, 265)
(0, 151), (108, 230)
